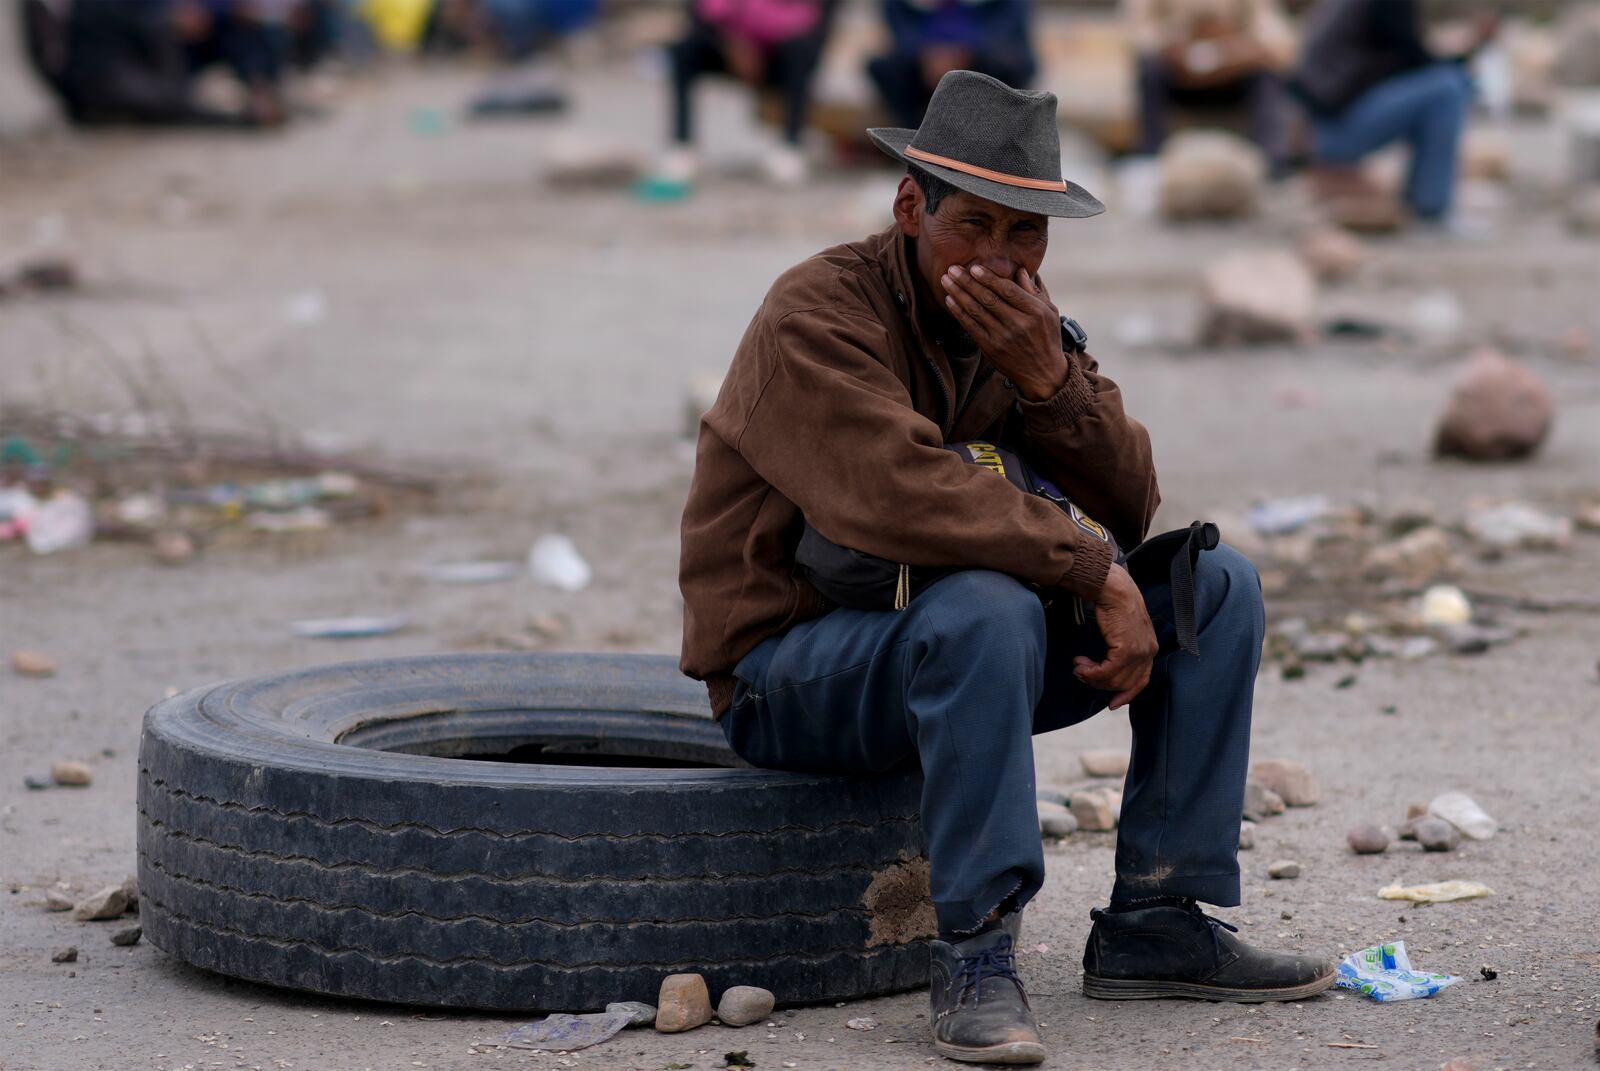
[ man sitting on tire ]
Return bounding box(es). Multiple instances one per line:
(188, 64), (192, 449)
(678, 70), (1335, 1066)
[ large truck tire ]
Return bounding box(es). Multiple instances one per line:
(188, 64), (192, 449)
(136, 653), (934, 1011)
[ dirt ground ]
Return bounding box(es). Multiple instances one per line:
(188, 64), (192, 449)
(3, 53), (1600, 1071)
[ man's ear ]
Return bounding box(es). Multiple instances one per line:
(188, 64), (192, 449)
(893, 175), (922, 238)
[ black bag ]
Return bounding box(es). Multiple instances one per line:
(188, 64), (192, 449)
(794, 440), (1219, 654)
(795, 440), (1118, 611)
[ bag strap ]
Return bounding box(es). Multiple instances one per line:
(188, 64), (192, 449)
(1167, 521), (1220, 657)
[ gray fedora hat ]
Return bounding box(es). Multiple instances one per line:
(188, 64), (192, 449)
(868, 70), (1103, 218)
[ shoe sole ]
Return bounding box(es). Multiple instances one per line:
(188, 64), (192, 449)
(1082, 969), (1338, 1003)
(933, 1039), (1048, 1065)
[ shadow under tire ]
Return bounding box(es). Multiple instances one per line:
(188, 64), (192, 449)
(136, 653), (932, 1011)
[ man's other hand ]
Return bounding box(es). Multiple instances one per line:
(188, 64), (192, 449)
(1072, 564), (1158, 709)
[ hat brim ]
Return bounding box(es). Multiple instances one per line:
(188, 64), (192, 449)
(867, 127), (1104, 219)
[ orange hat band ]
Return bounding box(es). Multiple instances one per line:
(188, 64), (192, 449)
(903, 146), (1068, 193)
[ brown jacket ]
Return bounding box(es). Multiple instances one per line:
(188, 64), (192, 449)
(679, 226), (1160, 715)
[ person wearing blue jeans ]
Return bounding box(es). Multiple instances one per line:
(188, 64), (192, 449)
(1309, 63), (1471, 220)
(723, 546), (1264, 935)
(1292, 0), (1497, 222)
(680, 73), (1335, 1066)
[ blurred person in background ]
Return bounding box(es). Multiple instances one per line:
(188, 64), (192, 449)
(654, 0), (839, 189)
(22, 0), (295, 127)
(1290, 0), (1498, 224)
(1127, 0), (1295, 173)
(867, 0), (1035, 128)
(479, 0), (598, 62)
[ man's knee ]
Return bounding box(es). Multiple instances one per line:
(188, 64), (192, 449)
(1198, 543), (1265, 626)
(912, 569), (1046, 657)
(1414, 63), (1472, 109)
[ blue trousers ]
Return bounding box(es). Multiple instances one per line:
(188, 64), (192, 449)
(722, 545), (1264, 937)
(1312, 63), (1472, 221)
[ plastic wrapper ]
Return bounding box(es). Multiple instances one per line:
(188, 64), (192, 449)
(1335, 941), (1459, 1002)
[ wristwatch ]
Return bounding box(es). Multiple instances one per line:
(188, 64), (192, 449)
(1060, 315), (1088, 354)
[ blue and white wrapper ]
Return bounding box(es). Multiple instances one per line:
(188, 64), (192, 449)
(1335, 941), (1459, 1002)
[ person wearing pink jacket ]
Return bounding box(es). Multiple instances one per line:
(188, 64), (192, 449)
(658, 0), (838, 188)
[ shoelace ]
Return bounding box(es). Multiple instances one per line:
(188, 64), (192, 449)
(954, 934), (1021, 1007)
(1190, 902), (1240, 962)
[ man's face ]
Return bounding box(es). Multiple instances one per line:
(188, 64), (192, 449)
(893, 178), (1049, 310)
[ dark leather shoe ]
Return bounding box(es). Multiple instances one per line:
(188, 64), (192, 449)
(928, 927), (1046, 1064)
(1082, 901), (1336, 1002)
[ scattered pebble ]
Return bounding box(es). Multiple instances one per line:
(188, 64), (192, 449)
(11, 649), (56, 677)
(605, 1001), (655, 1028)
(716, 986), (774, 1028)
(1419, 585), (1473, 627)
(1248, 758), (1320, 807)
(1037, 800), (1078, 838)
(1078, 749), (1129, 778)
(1480, 965), (1498, 981)
(655, 974), (713, 1033)
(1428, 791), (1497, 840)
(1267, 860), (1302, 880)
(110, 925), (142, 947)
(44, 891), (74, 912)
(51, 947), (78, 964)
(24, 776), (51, 791)
(1238, 821), (1256, 851)
(151, 529), (198, 565)
(1434, 348), (1553, 462)
(72, 885), (130, 921)
(1070, 789), (1117, 832)
(1242, 781), (1286, 822)
(845, 1017), (877, 1031)
(50, 760), (92, 787)
(1415, 818), (1461, 853)
(1035, 787), (1070, 807)
(1347, 824), (1390, 855)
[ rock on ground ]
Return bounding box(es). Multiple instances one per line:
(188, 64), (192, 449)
(44, 890), (75, 912)
(716, 986), (775, 1027)
(1243, 781), (1286, 822)
(1037, 800), (1078, 838)
(1079, 749), (1129, 778)
(1434, 349), (1553, 461)
(1569, 186), (1600, 235)
(110, 925), (142, 947)
(49, 760), (92, 787)
(1198, 251), (1315, 346)
(151, 529), (198, 565)
(1158, 131), (1265, 221)
(1248, 758), (1320, 807)
(1070, 789), (1117, 832)
(1267, 860), (1302, 879)
(1347, 824), (1390, 854)
(72, 885), (130, 921)
(1415, 817), (1461, 852)
(655, 973), (713, 1033)
(51, 947), (78, 963)
(1462, 129), (1512, 182)
(1298, 226), (1365, 282)
(11, 649), (56, 677)
(1238, 820), (1256, 851)
(1363, 526), (1452, 579)
(605, 1001), (656, 1028)
(1555, 4), (1600, 86)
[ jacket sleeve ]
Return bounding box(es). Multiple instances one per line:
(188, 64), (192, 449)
(1011, 350), (1161, 552)
(726, 307), (1115, 600)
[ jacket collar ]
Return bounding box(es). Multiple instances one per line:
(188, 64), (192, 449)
(874, 224), (1018, 438)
